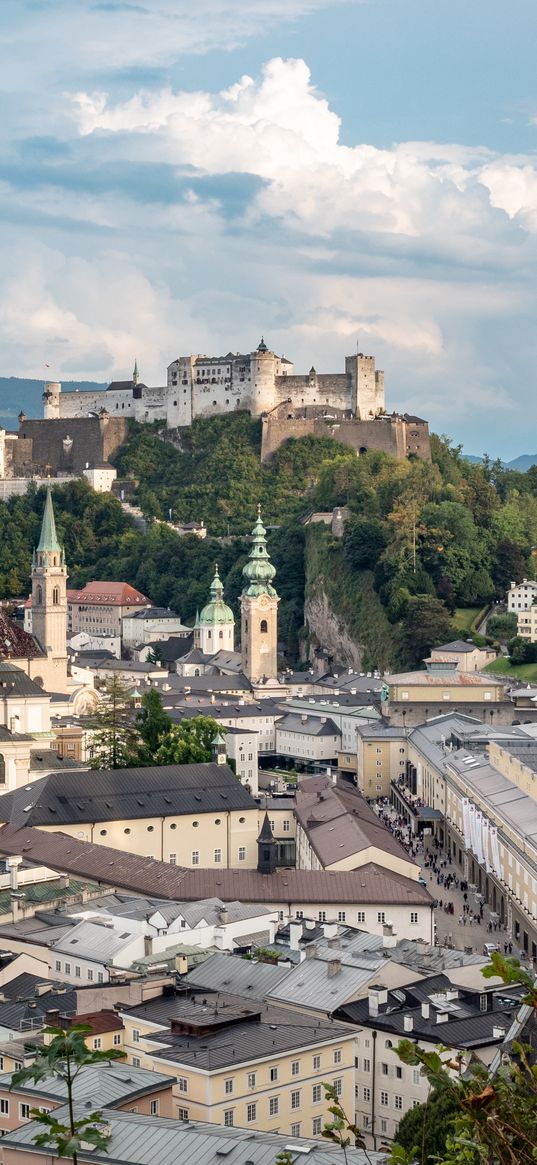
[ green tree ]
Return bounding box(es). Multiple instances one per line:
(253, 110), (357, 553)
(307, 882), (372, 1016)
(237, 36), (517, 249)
(401, 595), (453, 667)
(134, 688), (171, 762)
(343, 517), (386, 571)
(394, 1087), (460, 1163)
(11, 1024), (124, 1164)
(88, 677), (139, 769)
(487, 612), (518, 642)
(154, 716), (225, 765)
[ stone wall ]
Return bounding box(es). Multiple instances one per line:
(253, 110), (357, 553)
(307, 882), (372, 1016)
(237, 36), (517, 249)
(261, 412), (431, 462)
(17, 417), (129, 475)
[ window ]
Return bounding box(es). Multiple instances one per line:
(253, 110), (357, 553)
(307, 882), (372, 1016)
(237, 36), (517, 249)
(291, 1061), (300, 1077)
(395, 1066), (403, 1080)
(363, 1086), (371, 1102)
(177, 1108), (189, 1121)
(363, 1059), (371, 1072)
(132, 1057), (140, 1068)
(381, 1063), (389, 1076)
(87, 969), (94, 982)
(377, 912), (386, 924)
(20, 1104), (31, 1120)
(238, 847), (246, 862)
(312, 1085), (322, 1103)
(357, 911), (366, 924)
(412, 1069), (421, 1086)
(132, 1029), (140, 1043)
(337, 911), (346, 922)
(318, 911), (326, 922)
(291, 1090), (300, 1110)
(283, 819), (290, 833)
(479, 994), (488, 1012)
(380, 1091), (389, 1106)
(247, 1073), (256, 1088)
(313, 1055), (321, 1070)
(55, 960), (61, 972)
(269, 1097), (279, 1117)
(260, 619), (268, 633)
(0, 1101), (9, 1115)
(225, 1079), (233, 1095)
(270, 1067), (278, 1082)
(380, 1119), (388, 1133)
(247, 1102), (257, 1122)
(291, 1123), (301, 1138)
(178, 1078), (188, 1093)
(53, 586), (60, 605)
(412, 1099), (421, 1108)
(65, 962), (71, 974)
(334, 1049), (342, 1064)
(214, 848), (222, 864)
(98, 973), (104, 983)
(410, 911), (419, 924)
(169, 854), (177, 865)
(93, 1038), (102, 1050)
(113, 1034), (121, 1046)
(394, 1095), (403, 1110)
(312, 1116), (322, 1135)
(150, 1100), (159, 1115)
(191, 851), (200, 866)
(333, 1079), (342, 1097)
(224, 1110), (234, 1127)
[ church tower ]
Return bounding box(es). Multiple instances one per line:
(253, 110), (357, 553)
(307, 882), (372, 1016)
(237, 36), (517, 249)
(240, 507), (279, 682)
(195, 565), (235, 656)
(31, 488), (68, 688)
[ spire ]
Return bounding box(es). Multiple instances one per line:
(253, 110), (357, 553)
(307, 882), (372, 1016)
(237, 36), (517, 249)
(210, 563), (224, 598)
(242, 507), (277, 597)
(133, 358), (140, 385)
(257, 337), (268, 353)
(258, 812), (275, 842)
(37, 487), (61, 554)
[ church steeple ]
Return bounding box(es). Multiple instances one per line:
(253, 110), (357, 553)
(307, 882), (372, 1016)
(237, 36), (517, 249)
(195, 564), (235, 656)
(240, 508), (279, 683)
(133, 359), (140, 386)
(31, 487), (68, 690)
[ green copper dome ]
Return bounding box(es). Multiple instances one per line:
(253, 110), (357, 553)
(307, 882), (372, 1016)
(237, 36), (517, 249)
(199, 565), (235, 626)
(242, 507), (277, 597)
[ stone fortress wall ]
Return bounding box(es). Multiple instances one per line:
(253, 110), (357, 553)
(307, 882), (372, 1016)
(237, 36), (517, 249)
(3, 340), (430, 476)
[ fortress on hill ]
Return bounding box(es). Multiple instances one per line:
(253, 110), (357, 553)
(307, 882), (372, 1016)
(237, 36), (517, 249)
(4, 341), (430, 478)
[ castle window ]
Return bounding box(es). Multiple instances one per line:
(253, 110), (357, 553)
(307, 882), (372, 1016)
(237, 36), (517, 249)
(53, 587), (60, 605)
(173, 401), (177, 407)
(260, 619), (268, 633)
(212, 400), (217, 406)
(36, 585), (42, 605)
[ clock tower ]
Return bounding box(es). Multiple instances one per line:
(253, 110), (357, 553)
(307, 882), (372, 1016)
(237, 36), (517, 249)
(240, 507), (279, 682)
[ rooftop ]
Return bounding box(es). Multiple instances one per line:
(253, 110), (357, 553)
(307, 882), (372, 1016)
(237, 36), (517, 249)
(0, 1060), (171, 1105)
(276, 713), (341, 737)
(69, 582), (150, 607)
(294, 775), (416, 868)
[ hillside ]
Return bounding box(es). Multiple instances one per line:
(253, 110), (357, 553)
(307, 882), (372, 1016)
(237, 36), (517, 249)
(2, 416), (537, 669)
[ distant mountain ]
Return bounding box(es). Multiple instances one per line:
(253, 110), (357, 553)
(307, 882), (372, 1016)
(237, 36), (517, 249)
(0, 377), (105, 430)
(463, 452), (537, 472)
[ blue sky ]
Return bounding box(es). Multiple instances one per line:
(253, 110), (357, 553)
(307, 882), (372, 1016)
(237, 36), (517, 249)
(1, 0), (537, 456)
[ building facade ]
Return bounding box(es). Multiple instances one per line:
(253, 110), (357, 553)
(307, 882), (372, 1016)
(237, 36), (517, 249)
(240, 510), (279, 682)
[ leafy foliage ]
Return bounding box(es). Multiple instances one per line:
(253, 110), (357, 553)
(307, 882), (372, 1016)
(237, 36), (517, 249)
(11, 1023), (124, 1163)
(88, 676), (140, 769)
(153, 715), (225, 766)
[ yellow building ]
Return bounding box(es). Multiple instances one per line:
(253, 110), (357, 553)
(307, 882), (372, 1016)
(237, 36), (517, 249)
(119, 987), (356, 1138)
(353, 724), (407, 798)
(381, 662), (509, 727)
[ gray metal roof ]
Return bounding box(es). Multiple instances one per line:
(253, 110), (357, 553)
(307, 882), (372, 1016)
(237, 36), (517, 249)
(2, 1108), (388, 1164)
(51, 920), (139, 962)
(185, 953), (289, 999)
(0, 761), (255, 826)
(446, 748), (537, 848)
(0, 1061), (172, 1105)
(276, 713), (341, 737)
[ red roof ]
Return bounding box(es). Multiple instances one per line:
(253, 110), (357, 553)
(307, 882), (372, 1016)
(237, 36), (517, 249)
(68, 582), (150, 607)
(0, 613), (44, 661)
(67, 1010), (124, 1034)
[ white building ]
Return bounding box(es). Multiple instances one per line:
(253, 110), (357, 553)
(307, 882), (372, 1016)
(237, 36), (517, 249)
(122, 607), (186, 649)
(275, 712), (341, 763)
(507, 578), (537, 612)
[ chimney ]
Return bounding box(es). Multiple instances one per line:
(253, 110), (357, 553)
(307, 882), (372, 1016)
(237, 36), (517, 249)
(368, 985), (388, 1017)
(493, 1025), (506, 1040)
(421, 1002), (430, 1020)
(305, 942), (317, 959)
(382, 923), (397, 950)
(323, 922), (338, 940)
(327, 958), (341, 978)
(436, 1011), (448, 1025)
(11, 892), (24, 923)
(8, 857), (23, 892)
(403, 1015), (414, 1033)
(144, 936), (153, 956)
(327, 936), (340, 949)
(219, 906), (229, 926)
(46, 1009), (61, 1024)
(289, 921), (303, 951)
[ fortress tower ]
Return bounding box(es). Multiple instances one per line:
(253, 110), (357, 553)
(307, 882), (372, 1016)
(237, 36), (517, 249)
(240, 508), (279, 682)
(194, 565), (235, 656)
(42, 381), (61, 420)
(31, 487), (68, 689)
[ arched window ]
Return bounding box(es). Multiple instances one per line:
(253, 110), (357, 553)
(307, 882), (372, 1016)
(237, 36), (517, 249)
(0, 755), (5, 785)
(36, 585), (42, 605)
(52, 587), (60, 605)
(260, 619), (268, 633)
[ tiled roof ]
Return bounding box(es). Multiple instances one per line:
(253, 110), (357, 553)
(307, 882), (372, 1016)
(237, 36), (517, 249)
(295, 775), (414, 866)
(0, 824), (433, 907)
(0, 618), (45, 663)
(68, 582), (150, 606)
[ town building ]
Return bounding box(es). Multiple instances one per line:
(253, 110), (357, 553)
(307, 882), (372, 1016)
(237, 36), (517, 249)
(122, 607), (187, 650)
(193, 566), (235, 656)
(0, 1106), (388, 1165)
(507, 578), (537, 612)
(118, 983), (356, 1137)
(428, 640), (497, 672)
(275, 712), (341, 764)
(380, 660), (511, 726)
(336, 974), (527, 1149)
(68, 581), (150, 640)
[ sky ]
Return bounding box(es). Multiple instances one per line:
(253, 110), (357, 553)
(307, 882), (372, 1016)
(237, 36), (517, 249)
(1, 0), (537, 457)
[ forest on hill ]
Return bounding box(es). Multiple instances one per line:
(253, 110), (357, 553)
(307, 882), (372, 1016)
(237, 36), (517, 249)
(2, 413), (537, 669)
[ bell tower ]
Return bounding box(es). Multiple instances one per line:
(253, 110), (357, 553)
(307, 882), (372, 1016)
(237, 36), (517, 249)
(240, 507), (279, 682)
(31, 487), (68, 687)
